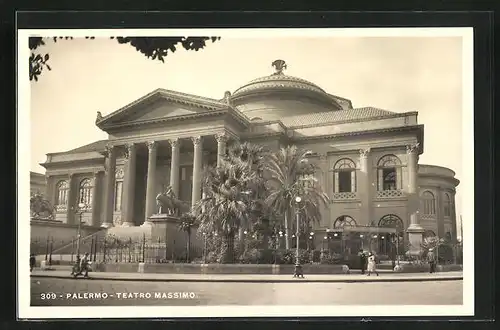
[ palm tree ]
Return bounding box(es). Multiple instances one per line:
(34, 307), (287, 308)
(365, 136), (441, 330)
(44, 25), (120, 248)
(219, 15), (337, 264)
(265, 145), (330, 249)
(192, 160), (256, 263)
(178, 212), (196, 262)
(226, 142), (270, 248)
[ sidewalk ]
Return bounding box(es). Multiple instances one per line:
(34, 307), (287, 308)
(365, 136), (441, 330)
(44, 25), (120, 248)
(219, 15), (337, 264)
(30, 269), (463, 283)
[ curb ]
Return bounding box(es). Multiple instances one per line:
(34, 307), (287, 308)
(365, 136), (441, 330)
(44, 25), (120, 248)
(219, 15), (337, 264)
(30, 274), (463, 283)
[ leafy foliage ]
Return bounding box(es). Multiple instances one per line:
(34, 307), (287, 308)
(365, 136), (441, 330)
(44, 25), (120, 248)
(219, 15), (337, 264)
(29, 36), (221, 81)
(30, 192), (54, 218)
(265, 145), (330, 249)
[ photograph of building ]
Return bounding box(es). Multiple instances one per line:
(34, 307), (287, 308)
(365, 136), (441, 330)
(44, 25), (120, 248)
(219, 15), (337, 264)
(38, 59), (459, 256)
(24, 32), (468, 312)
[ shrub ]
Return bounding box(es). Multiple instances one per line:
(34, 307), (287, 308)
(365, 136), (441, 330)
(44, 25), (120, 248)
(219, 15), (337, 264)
(320, 250), (343, 265)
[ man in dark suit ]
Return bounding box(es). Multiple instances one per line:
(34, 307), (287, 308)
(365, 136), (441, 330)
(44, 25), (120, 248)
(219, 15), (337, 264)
(358, 249), (367, 274)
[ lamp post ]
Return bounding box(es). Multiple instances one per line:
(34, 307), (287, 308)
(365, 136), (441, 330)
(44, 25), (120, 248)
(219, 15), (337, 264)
(74, 202), (86, 257)
(293, 195), (306, 278)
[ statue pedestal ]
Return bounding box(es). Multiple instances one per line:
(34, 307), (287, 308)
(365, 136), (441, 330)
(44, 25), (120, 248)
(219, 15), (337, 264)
(145, 214), (200, 261)
(406, 224), (425, 257)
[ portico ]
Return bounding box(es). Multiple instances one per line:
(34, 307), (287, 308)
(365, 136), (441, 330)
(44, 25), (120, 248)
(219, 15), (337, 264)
(99, 132), (234, 228)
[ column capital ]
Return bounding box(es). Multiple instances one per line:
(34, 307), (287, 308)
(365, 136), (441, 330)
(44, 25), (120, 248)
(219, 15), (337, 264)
(115, 167), (125, 180)
(406, 143), (420, 154)
(215, 132), (228, 144)
(168, 138), (180, 148)
(146, 141), (158, 151)
(68, 172), (75, 179)
(191, 136), (202, 147)
(123, 143), (136, 159)
(93, 170), (102, 177)
(318, 153), (328, 162)
(359, 148), (371, 158)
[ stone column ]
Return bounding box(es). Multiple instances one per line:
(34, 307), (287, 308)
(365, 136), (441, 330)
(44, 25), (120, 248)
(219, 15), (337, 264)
(169, 138), (180, 198)
(450, 193), (458, 242)
(66, 173), (75, 225)
(91, 171), (101, 226)
(191, 136), (203, 207)
(215, 132), (228, 167)
(359, 148), (373, 226)
(102, 145), (117, 228)
(144, 141), (158, 222)
(121, 143), (137, 227)
(318, 153), (329, 227)
(436, 188), (445, 238)
(406, 143), (424, 256)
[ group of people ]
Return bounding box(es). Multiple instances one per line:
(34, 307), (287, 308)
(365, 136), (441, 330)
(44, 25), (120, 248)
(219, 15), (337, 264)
(358, 250), (379, 276)
(72, 252), (91, 277)
(358, 248), (438, 274)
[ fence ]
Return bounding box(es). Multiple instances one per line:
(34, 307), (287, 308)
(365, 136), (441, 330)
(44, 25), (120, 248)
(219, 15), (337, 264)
(32, 233), (203, 265)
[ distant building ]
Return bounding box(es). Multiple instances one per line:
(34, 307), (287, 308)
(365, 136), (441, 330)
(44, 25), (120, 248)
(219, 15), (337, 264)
(39, 60), (459, 256)
(30, 171), (47, 196)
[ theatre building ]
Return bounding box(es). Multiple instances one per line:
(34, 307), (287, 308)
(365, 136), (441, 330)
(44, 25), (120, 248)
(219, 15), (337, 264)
(38, 61), (459, 256)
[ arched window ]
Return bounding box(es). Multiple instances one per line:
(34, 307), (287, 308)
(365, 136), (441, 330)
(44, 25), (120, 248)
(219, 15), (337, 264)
(377, 155), (402, 191)
(78, 178), (93, 207)
(333, 215), (357, 228)
(443, 193), (452, 217)
(333, 158), (356, 193)
(55, 180), (69, 206)
(422, 191), (436, 215)
(378, 214), (405, 232)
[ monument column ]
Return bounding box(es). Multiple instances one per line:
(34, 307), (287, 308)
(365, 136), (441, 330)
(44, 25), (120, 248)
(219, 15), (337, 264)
(215, 132), (228, 167)
(406, 143), (424, 256)
(90, 170), (101, 226)
(169, 138), (180, 198)
(191, 136), (203, 207)
(102, 144), (117, 228)
(359, 148), (373, 225)
(121, 143), (137, 227)
(144, 141), (158, 222)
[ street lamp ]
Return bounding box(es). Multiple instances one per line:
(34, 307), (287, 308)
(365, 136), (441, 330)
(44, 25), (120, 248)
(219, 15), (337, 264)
(293, 195), (306, 278)
(74, 202), (86, 257)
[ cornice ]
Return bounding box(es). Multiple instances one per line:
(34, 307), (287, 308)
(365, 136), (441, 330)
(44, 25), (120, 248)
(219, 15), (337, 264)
(102, 109), (228, 131)
(288, 111), (418, 130)
(291, 125), (424, 142)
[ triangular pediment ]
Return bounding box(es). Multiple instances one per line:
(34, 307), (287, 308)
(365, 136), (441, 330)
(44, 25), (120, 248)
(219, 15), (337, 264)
(96, 88), (229, 128)
(118, 99), (208, 123)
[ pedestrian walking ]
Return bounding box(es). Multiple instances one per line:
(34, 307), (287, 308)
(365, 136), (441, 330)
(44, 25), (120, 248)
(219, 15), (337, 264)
(428, 248), (436, 273)
(358, 249), (367, 274)
(29, 254), (36, 272)
(367, 252), (379, 276)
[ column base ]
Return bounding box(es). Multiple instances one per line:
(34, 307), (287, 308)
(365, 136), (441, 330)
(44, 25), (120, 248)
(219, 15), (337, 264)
(100, 222), (113, 229)
(121, 222), (135, 227)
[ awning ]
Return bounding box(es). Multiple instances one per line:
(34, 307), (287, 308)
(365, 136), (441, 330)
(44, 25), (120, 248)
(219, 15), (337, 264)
(327, 226), (397, 234)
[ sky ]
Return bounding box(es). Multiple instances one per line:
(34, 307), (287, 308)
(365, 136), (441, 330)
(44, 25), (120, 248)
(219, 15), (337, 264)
(29, 34), (464, 229)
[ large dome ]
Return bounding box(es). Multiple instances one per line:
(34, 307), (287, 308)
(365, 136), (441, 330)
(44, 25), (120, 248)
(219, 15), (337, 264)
(229, 60), (344, 120)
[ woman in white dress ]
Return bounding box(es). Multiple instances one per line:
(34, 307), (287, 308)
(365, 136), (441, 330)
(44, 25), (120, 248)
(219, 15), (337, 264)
(367, 252), (379, 276)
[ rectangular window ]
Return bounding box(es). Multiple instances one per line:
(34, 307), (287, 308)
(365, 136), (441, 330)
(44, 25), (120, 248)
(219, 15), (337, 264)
(114, 181), (123, 211)
(338, 171), (352, 193)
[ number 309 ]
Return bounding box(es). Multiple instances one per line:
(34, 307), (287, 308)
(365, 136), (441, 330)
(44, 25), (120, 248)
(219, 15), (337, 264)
(40, 293), (57, 300)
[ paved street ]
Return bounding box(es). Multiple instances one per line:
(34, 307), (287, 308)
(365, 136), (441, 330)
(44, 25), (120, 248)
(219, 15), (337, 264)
(31, 277), (463, 306)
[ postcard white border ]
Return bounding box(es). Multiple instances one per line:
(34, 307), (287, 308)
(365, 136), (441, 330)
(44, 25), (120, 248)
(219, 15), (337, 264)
(18, 27), (474, 319)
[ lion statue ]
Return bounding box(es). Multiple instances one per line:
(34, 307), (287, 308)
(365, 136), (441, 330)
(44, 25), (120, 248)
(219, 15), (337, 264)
(156, 186), (187, 216)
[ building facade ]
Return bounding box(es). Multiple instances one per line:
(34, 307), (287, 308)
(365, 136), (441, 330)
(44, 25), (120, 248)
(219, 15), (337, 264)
(40, 61), (459, 254)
